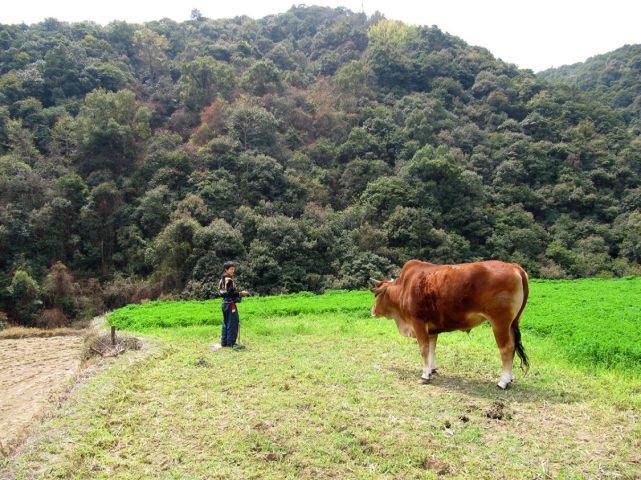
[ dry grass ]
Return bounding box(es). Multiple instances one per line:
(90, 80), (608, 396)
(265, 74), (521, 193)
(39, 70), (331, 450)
(0, 325), (141, 360)
(0, 326), (82, 340)
(81, 330), (142, 360)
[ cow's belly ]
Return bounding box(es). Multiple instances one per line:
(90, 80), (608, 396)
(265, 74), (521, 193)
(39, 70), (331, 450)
(427, 312), (488, 334)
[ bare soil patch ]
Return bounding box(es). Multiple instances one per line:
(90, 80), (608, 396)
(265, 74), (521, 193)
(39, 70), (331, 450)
(0, 335), (84, 453)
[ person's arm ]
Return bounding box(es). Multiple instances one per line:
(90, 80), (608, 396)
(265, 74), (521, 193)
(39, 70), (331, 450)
(225, 277), (242, 303)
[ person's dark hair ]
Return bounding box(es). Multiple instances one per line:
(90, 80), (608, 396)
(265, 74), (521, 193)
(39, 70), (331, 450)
(223, 261), (236, 271)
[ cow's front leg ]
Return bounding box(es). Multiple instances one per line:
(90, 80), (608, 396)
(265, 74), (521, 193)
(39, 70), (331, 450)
(411, 318), (431, 383)
(427, 334), (438, 375)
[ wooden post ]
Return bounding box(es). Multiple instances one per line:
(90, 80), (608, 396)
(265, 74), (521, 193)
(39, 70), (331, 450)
(111, 326), (116, 346)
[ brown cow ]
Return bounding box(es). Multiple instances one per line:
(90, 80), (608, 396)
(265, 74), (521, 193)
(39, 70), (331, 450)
(371, 259), (529, 389)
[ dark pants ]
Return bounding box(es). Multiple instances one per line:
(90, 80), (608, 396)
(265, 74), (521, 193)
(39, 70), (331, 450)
(221, 302), (239, 346)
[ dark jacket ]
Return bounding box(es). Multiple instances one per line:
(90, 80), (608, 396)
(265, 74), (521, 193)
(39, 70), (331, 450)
(219, 274), (242, 303)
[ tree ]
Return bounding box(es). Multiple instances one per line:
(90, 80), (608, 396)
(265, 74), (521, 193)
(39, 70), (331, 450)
(6, 119), (40, 163)
(365, 20), (421, 90)
(241, 60), (283, 96)
(339, 127), (381, 160)
(77, 89), (150, 174)
(614, 212), (641, 264)
(244, 215), (310, 293)
(190, 98), (229, 146)
(333, 251), (394, 290)
(360, 176), (413, 216)
(50, 114), (79, 159)
(136, 186), (174, 237)
(152, 217), (201, 291)
(80, 182), (123, 277)
(339, 158), (390, 202)
(190, 9), (204, 21)
(29, 198), (74, 263)
(7, 270), (42, 325)
(85, 60), (131, 92)
(400, 145), (485, 236)
(335, 60), (373, 96)
(42, 44), (88, 104)
(42, 262), (74, 314)
(191, 219), (245, 287)
(188, 169), (237, 218)
(133, 28), (169, 83)
(115, 225), (150, 276)
(238, 154), (287, 204)
(228, 105), (278, 152)
(179, 57), (234, 112)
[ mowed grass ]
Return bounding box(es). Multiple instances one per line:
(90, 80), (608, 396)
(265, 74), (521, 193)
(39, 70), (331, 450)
(2, 279), (641, 479)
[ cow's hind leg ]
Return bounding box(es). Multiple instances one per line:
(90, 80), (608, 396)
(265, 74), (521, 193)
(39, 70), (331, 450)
(490, 318), (515, 389)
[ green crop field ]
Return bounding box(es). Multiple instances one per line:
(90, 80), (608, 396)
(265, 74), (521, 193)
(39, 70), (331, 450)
(3, 278), (641, 479)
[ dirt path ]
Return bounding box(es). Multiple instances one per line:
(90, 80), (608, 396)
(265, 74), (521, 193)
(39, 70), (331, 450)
(0, 335), (84, 452)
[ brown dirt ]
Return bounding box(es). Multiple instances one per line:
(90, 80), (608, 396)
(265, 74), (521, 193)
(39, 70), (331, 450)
(0, 335), (84, 453)
(484, 400), (510, 420)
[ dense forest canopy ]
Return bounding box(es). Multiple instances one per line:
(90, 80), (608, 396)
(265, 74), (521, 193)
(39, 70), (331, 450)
(1, 6), (640, 326)
(539, 44), (641, 130)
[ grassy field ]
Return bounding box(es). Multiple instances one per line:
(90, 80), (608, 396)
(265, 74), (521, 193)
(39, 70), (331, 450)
(2, 278), (640, 479)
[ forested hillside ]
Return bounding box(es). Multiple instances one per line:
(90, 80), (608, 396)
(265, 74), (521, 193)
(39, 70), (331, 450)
(540, 44), (641, 129)
(1, 6), (640, 326)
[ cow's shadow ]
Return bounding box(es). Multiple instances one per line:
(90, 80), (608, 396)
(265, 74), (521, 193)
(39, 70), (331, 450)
(388, 366), (581, 405)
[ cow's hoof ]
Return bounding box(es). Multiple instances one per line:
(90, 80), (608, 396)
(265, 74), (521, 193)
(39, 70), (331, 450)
(497, 381), (510, 390)
(419, 376), (431, 385)
(430, 368), (439, 376)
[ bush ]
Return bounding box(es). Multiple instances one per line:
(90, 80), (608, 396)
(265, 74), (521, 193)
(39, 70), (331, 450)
(42, 262), (75, 313)
(82, 330), (142, 360)
(73, 278), (106, 319)
(37, 307), (69, 328)
(331, 252), (395, 290)
(182, 277), (219, 300)
(7, 270), (43, 326)
(102, 274), (159, 310)
(538, 261), (568, 279)
(0, 310), (8, 330)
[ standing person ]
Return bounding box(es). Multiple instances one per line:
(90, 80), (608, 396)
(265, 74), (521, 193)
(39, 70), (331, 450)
(217, 261), (249, 350)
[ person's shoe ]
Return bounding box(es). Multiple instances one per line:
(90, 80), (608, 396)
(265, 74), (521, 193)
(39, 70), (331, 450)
(232, 343), (246, 351)
(210, 343), (224, 351)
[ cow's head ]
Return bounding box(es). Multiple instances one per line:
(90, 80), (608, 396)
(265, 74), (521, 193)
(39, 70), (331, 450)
(370, 277), (415, 337)
(369, 278), (395, 318)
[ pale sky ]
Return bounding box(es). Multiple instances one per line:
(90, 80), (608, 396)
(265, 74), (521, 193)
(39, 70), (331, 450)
(2, 0), (640, 72)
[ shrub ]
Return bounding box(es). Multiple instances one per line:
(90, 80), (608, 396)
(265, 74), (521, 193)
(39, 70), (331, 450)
(7, 270), (43, 326)
(42, 262), (75, 314)
(181, 277), (219, 300)
(37, 307), (69, 328)
(102, 274), (160, 310)
(538, 261), (568, 279)
(73, 278), (106, 319)
(82, 330), (142, 360)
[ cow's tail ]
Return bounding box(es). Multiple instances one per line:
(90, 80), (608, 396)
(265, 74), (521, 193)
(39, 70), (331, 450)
(512, 266), (530, 373)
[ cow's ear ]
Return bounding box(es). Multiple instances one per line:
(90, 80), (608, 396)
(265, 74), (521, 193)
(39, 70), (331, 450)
(371, 284), (388, 296)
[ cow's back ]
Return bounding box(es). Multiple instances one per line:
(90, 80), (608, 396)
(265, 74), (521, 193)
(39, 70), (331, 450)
(397, 260), (525, 333)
